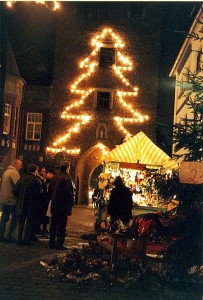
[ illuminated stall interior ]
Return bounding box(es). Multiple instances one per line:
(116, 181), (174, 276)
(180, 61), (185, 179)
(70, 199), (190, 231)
(102, 131), (178, 211)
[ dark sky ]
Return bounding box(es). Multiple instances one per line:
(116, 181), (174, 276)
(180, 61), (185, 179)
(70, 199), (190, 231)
(156, 2), (200, 126)
(1, 1), (57, 84)
(1, 1), (201, 85)
(158, 2), (200, 76)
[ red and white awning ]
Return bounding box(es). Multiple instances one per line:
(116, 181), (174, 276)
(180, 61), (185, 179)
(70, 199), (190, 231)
(102, 131), (178, 169)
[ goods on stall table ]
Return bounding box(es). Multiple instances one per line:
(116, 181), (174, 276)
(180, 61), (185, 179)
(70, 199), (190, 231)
(132, 193), (159, 207)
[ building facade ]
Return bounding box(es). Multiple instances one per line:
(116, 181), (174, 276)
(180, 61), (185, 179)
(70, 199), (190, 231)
(46, 3), (162, 204)
(0, 2), (55, 179)
(0, 29), (25, 178)
(17, 84), (52, 169)
(0, 3), (168, 204)
(170, 6), (203, 161)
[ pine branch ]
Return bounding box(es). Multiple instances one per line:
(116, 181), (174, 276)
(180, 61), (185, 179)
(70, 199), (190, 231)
(173, 71), (203, 161)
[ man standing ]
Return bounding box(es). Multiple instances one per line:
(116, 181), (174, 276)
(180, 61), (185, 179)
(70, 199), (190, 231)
(0, 159), (22, 242)
(49, 162), (74, 250)
(41, 169), (55, 237)
(107, 176), (133, 225)
(31, 166), (47, 239)
(14, 164), (42, 245)
(36, 167), (54, 238)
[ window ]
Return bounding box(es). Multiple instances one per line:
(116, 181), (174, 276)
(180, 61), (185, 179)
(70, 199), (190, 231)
(3, 104), (12, 134)
(196, 51), (202, 73)
(96, 124), (107, 140)
(26, 113), (42, 141)
(186, 69), (190, 82)
(13, 108), (18, 138)
(99, 47), (115, 67)
(178, 77), (185, 98)
(97, 92), (111, 109)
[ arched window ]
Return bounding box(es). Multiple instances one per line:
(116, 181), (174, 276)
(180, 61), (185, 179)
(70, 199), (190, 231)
(96, 124), (107, 140)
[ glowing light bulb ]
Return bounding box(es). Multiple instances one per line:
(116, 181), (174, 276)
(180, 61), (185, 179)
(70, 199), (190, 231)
(6, 1), (13, 7)
(53, 1), (60, 10)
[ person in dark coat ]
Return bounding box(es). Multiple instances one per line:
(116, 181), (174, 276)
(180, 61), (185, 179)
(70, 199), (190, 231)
(33, 166), (51, 239)
(14, 164), (42, 245)
(40, 169), (55, 237)
(49, 162), (74, 250)
(107, 176), (133, 225)
(29, 166), (47, 240)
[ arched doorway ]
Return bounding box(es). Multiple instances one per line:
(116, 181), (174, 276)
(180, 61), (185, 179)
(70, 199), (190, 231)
(75, 143), (109, 205)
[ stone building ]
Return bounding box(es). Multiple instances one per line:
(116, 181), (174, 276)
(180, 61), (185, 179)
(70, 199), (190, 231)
(1, 3), (181, 204)
(0, 26), (25, 178)
(17, 84), (51, 168)
(0, 2), (56, 175)
(46, 3), (162, 204)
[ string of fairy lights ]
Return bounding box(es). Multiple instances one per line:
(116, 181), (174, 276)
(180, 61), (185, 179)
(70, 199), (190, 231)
(6, 1), (60, 11)
(45, 27), (149, 155)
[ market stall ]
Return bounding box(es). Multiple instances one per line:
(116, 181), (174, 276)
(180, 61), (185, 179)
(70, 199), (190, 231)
(101, 131), (179, 214)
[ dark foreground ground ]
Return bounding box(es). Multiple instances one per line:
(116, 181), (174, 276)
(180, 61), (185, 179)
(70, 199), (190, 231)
(0, 206), (201, 300)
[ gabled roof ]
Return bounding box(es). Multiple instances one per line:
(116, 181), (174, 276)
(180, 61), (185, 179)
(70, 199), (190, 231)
(5, 32), (21, 77)
(102, 131), (179, 169)
(170, 5), (203, 77)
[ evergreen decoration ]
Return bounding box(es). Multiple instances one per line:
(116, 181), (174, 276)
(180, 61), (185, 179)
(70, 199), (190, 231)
(46, 27), (149, 155)
(173, 70), (203, 161)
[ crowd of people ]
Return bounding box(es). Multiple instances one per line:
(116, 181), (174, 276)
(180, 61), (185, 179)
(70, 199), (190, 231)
(0, 159), (74, 250)
(0, 158), (134, 251)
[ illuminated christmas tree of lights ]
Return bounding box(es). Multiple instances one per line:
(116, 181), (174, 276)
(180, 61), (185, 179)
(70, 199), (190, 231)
(47, 27), (149, 155)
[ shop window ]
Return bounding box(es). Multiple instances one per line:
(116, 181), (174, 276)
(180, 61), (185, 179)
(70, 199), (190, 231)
(26, 113), (42, 141)
(3, 103), (12, 135)
(99, 47), (115, 67)
(97, 91), (111, 109)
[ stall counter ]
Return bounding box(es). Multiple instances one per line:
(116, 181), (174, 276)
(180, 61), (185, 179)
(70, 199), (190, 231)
(132, 205), (166, 216)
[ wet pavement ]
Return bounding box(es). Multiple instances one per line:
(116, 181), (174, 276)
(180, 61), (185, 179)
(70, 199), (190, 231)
(0, 206), (201, 300)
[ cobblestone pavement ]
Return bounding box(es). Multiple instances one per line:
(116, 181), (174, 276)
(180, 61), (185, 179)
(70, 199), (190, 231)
(0, 206), (201, 300)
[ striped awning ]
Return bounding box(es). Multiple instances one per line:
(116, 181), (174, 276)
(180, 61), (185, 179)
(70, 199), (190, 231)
(102, 131), (179, 169)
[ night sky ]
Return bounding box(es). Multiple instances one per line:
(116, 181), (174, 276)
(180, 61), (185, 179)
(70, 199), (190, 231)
(1, 1), (200, 84)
